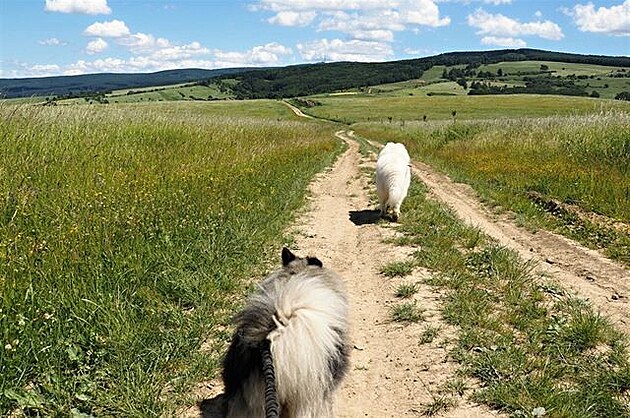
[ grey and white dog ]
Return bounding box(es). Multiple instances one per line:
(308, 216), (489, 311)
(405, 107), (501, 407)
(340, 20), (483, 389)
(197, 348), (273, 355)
(222, 248), (350, 418)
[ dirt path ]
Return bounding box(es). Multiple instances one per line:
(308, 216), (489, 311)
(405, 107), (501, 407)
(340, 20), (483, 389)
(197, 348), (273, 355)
(294, 131), (500, 417)
(186, 127), (628, 417)
(186, 130), (499, 417)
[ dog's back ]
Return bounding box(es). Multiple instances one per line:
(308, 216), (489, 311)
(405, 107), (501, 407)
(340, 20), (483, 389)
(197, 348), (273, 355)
(376, 142), (411, 220)
(223, 248), (349, 418)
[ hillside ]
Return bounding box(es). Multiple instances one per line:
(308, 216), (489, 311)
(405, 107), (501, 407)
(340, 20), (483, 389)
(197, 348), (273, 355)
(1, 48), (628, 100)
(0, 68), (253, 99)
(218, 48), (630, 99)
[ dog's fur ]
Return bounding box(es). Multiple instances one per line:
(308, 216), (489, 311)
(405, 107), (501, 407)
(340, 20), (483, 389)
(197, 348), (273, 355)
(376, 142), (411, 221)
(222, 248), (350, 418)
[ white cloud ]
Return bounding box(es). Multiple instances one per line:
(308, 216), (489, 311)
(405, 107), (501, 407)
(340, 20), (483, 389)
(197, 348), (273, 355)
(258, 0), (450, 43)
(258, 0), (394, 12)
(483, 0), (511, 4)
(534, 10), (542, 18)
(297, 38), (393, 62)
(481, 36), (526, 47)
(566, 1), (630, 36)
(84, 20), (130, 37)
(268, 11), (317, 26)
(23, 41), (291, 76)
(468, 9), (564, 40)
(86, 38), (108, 54)
(213, 42), (292, 67)
(45, 0), (111, 15)
(38, 37), (66, 46)
(118, 32), (157, 53)
(10, 63), (63, 78)
(404, 47), (437, 56)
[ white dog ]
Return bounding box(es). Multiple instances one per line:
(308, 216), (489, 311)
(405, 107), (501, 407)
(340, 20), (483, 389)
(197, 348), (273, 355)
(222, 248), (350, 418)
(376, 142), (411, 221)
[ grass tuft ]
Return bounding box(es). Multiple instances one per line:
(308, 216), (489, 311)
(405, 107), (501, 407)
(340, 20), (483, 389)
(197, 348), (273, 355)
(391, 302), (423, 323)
(381, 260), (415, 277)
(395, 283), (418, 298)
(419, 325), (441, 344)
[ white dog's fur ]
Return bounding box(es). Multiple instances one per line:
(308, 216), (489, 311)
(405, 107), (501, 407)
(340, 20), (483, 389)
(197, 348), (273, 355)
(222, 248), (349, 418)
(376, 142), (411, 221)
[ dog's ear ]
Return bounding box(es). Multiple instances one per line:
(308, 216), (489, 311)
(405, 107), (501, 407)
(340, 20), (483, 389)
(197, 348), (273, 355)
(306, 257), (323, 268)
(282, 247), (296, 266)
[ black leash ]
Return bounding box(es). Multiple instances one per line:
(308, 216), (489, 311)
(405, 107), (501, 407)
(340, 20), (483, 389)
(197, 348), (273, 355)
(260, 339), (279, 418)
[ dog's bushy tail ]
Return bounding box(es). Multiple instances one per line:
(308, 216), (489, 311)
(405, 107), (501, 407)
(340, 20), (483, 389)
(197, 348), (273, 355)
(236, 268), (348, 415)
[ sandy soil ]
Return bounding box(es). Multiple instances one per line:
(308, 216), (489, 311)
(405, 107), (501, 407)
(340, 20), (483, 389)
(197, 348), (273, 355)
(185, 128), (628, 417)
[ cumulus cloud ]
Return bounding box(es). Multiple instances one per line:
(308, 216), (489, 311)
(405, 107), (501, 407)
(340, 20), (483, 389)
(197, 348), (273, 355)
(85, 38), (108, 54)
(297, 38), (393, 62)
(481, 36), (526, 47)
(483, 0), (511, 4)
(268, 11), (317, 26)
(258, 0), (449, 42)
(213, 42), (293, 67)
(84, 20), (130, 37)
(566, 1), (630, 36)
(13, 40), (293, 77)
(45, 0), (111, 15)
(468, 9), (564, 40)
(38, 37), (66, 46)
(403, 47), (437, 56)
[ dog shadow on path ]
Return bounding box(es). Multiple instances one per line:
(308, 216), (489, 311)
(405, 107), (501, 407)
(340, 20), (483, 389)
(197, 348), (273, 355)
(349, 209), (381, 225)
(197, 393), (226, 418)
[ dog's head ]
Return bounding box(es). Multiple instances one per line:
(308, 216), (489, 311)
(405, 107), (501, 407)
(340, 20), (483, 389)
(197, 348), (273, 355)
(281, 247), (323, 274)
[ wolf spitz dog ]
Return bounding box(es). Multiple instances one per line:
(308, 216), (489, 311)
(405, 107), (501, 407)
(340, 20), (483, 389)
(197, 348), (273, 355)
(222, 248), (350, 417)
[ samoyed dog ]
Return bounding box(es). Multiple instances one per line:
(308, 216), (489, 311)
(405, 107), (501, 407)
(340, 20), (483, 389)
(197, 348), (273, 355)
(376, 142), (411, 221)
(222, 248), (350, 418)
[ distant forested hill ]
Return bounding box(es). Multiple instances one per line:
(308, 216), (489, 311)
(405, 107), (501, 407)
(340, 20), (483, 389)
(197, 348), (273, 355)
(220, 49), (630, 99)
(0, 68), (252, 99)
(2, 49), (628, 100)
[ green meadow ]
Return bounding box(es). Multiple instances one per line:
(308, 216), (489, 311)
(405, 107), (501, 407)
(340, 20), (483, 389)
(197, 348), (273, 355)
(0, 101), (341, 415)
(304, 93), (628, 123)
(2, 86), (630, 416)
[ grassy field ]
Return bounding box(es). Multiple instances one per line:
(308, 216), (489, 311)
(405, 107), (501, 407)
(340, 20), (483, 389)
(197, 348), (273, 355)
(353, 110), (630, 264)
(0, 102), (342, 415)
(394, 178), (630, 417)
(2, 89), (629, 416)
(303, 94), (629, 123)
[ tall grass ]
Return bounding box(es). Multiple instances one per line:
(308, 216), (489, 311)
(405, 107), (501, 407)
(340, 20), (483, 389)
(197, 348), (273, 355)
(354, 111), (630, 264)
(396, 179), (630, 417)
(0, 103), (341, 415)
(304, 94), (629, 123)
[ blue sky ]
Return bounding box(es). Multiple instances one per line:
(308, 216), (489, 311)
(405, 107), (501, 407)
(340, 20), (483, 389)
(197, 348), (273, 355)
(1, 0), (628, 78)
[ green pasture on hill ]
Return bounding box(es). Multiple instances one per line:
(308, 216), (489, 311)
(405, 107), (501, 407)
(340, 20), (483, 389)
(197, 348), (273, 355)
(477, 60), (629, 77)
(320, 60), (630, 100)
(303, 93), (629, 123)
(0, 101), (342, 415)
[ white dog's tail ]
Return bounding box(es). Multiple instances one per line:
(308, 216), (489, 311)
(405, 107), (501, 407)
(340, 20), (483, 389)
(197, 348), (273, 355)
(265, 273), (348, 414)
(224, 249), (349, 418)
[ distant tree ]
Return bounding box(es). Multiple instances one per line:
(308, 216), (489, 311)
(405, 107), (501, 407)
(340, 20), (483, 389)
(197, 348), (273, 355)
(456, 78), (468, 89)
(615, 91), (630, 101)
(590, 90), (600, 98)
(540, 64), (549, 71)
(451, 110), (457, 123)
(423, 115), (427, 122)
(497, 68), (503, 77)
